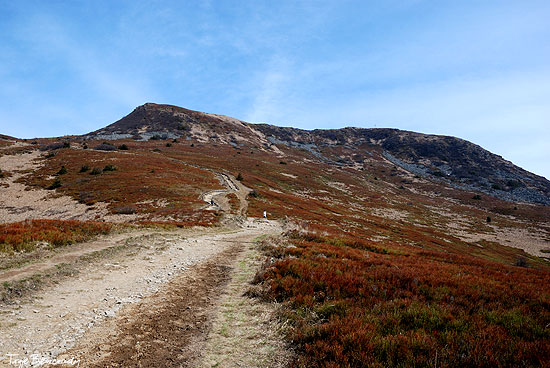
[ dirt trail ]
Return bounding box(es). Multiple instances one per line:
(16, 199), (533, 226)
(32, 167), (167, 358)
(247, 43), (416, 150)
(201, 172), (251, 216)
(0, 230), (158, 283)
(0, 219), (282, 367)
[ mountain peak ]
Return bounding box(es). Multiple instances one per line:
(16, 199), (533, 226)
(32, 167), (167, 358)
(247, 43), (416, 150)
(85, 102), (266, 145)
(83, 103), (550, 205)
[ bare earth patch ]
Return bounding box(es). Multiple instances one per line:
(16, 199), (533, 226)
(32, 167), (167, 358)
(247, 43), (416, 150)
(451, 223), (550, 258)
(0, 149), (140, 224)
(370, 207), (409, 222)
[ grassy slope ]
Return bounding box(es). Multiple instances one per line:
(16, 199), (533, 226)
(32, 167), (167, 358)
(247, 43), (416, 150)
(17, 140), (222, 226)
(9, 137), (550, 366)
(157, 140), (550, 367)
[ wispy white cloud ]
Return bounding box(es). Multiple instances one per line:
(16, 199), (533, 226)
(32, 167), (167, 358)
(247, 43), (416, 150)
(19, 13), (153, 106)
(0, 0), (548, 178)
(245, 56), (294, 123)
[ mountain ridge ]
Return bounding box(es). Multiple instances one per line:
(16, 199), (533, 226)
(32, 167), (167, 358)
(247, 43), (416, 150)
(80, 103), (550, 205)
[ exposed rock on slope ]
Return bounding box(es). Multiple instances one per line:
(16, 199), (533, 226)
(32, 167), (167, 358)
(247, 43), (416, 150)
(254, 126), (550, 205)
(85, 103), (269, 147)
(83, 103), (550, 205)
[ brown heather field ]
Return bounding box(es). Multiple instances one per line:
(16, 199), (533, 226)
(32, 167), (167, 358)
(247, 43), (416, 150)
(3, 137), (549, 367)
(0, 219), (113, 253)
(17, 140), (222, 225)
(154, 139), (549, 366)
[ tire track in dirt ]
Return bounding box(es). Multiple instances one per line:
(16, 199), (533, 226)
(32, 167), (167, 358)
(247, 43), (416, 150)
(0, 221), (280, 367)
(66, 241), (242, 367)
(61, 224), (279, 367)
(0, 231), (157, 283)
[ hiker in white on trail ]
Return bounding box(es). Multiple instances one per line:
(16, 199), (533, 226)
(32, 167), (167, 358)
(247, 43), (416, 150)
(263, 211), (267, 219)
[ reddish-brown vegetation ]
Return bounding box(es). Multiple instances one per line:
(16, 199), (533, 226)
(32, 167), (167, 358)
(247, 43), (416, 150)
(0, 219), (112, 252)
(256, 229), (550, 367)
(4, 134), (549, 366)
(19, 143), (222, 223)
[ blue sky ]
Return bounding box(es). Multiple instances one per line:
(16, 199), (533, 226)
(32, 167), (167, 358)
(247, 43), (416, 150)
(1, 1), (549, 178)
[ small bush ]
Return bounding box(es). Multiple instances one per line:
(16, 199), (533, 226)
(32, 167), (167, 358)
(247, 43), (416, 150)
(152, 148), (161, 152)
(0, 169), (4, 178)
(236, 173), (243, 181)
(40, 142), (66, 151)
(94, 143), (116, 151)
(90, 167), (103, 175)
(47, 178), (62, 189)
(79, 191), (96, 205)
(486, 216), (492, 223)
(56, 166), (68, 175)
(166, 143), (172, 147)
(118, 144), (129, 150)
(114, 206), (137, 215)
(45, 152), (56, 158)
(515, 257), (529, 268)
(103, 164), (117, 172)
(280, 161), (287, 165)
(79, 165), (90, 173)
(472, 194), (482, 200)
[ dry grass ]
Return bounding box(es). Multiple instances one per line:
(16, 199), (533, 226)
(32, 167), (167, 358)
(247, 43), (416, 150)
(18, 142), (222, 224)
(0, 219), (112, 252)
(254, 228), (550, 367)
(201, 236), (292, 368)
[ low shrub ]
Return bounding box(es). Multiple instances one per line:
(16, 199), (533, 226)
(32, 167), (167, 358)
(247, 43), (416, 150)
(118, 144), (129, 150)
(79, 165), (90, 173)
(103, 164), (117, 172)
(79, 191), (96, 205)
(94, 143), (116, 151)
(56, 166), (67, 175)
(255, 231), (550, 367)
(40, 142), (67, 151)
(90, 167), (103, 175)
(515, 257), (529, 268)
(47, 178), (62, 189)
(113, 206), (137, 215)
